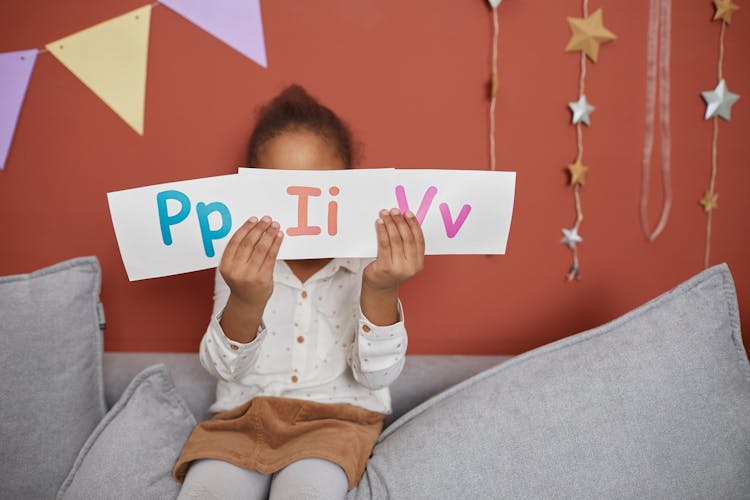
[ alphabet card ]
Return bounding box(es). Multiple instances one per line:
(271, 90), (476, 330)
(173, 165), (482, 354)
(384, 169), (515, 255)
(108, 174), (242, 281)
(235, 168), (396, 260)
(107, 168), (516, 280)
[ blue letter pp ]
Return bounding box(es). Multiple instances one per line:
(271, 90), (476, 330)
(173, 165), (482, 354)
(156, 190), (191, 246)
(196, 201), (232, 258)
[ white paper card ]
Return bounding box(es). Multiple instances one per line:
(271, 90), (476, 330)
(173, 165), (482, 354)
(107, 169), (516, 280)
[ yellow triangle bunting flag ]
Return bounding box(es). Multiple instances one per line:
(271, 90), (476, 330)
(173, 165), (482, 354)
(46, 5), (151, 134)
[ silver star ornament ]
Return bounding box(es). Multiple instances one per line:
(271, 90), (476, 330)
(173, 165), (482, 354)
(561, 227), (583, 249)
(568, 94), (595, 126)
(701, 79), (740, 121)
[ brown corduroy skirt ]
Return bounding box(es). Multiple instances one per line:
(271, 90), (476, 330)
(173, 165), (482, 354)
(172, 395), (386, 491)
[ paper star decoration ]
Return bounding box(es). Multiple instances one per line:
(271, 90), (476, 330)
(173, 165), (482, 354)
(713, 0), (740, 24)
(568, 95), (595, 125)
(702, 79), (741, 120)
(699, 191), (719, 212)
(567, 159), (589, 186)
(561, 227), (583, 249)
(565, 8), (617, 62)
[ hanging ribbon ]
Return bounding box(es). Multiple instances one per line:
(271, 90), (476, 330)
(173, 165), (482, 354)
(639, 0), (672, 242)
(488, 2), (500, 171)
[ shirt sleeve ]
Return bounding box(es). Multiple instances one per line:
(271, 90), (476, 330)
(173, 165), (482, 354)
(198, 268), (269, 382)
(348, 296), (408, 391)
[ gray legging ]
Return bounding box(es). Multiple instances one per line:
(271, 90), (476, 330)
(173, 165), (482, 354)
(177, 457), (349, 500)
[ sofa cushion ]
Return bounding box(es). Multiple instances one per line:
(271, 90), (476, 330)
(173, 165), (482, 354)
(347, 263), (750, 499)
(58, 364), (196, 499)
(0, 257), (106, 499)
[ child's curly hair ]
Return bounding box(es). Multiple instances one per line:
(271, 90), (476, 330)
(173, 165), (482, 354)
(247, 84), (356, 168)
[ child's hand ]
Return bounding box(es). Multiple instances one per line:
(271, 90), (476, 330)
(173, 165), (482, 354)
(363, 208), (425, 292)
(219, 216), (284, 309)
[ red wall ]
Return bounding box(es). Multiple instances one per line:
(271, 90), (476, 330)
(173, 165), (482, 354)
(2, 1), (748, 355)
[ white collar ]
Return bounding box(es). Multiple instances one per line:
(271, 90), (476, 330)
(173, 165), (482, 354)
(274, 257), (358, 287)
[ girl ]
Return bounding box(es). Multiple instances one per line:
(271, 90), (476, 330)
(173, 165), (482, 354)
(173, 85), (425, 500)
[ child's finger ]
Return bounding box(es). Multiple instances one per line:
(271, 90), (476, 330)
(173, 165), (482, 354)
(392, 210), (416, 261)
(247, 221), (280, 271)
(381, 209), (403, 264)
(405, 211), (426, 258)
(223, 216), (258, 264)
(375, 214), (391, 264)
(259, 229), (284, 277)
(237, 216), (272, 263)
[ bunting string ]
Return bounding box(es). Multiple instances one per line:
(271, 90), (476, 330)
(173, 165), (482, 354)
(0, 0), (267, 169)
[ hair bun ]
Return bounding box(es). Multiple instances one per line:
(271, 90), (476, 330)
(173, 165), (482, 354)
(276, 84), (312, 104)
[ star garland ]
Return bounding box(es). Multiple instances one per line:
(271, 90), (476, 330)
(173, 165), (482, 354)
(561, 1), (616, 281)
(700, 0), (741, 268)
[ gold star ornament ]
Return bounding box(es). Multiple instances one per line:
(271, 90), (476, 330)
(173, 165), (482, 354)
(699, 191), (719, 213)
(565, 8), (617, 62)
(567, 159), (588, 186)
(713, 0), (740, 24)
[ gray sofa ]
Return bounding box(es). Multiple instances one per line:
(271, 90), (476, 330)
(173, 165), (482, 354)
(1, 257), (749, 499)
(102, 353), (513, 430)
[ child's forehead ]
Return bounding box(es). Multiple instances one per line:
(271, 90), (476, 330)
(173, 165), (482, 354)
(256, 129), (347, 171)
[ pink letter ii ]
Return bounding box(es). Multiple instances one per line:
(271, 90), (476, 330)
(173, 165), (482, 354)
(286, 186), (322, 236)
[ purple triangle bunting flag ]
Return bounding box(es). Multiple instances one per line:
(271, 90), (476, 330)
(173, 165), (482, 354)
(0, 49), (38, 170)
(161, 0), (267, 68)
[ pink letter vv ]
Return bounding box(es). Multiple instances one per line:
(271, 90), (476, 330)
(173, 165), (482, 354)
(395, 185), (472, 238)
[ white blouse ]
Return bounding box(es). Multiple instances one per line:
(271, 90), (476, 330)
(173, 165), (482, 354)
(199, 257), (408, 415)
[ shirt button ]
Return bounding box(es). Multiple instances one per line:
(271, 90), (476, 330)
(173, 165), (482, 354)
(291, 375), (299, 383)
(362, 324), (371, 333)
(230, 344), (239, 350)
(301, 290), (308, 298)
(297, 336), (305, 343)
